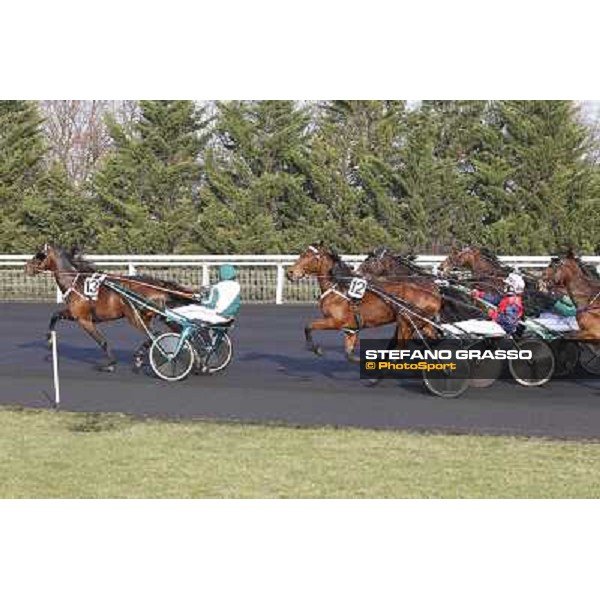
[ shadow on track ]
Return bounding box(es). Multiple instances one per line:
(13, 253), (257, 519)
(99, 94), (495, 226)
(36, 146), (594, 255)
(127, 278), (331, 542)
(18, 340), (133, 367)
(241, 351), (357, 381)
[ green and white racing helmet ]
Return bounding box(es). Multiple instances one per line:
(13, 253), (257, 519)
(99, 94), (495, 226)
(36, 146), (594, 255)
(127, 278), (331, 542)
(218, 264), (238, 280)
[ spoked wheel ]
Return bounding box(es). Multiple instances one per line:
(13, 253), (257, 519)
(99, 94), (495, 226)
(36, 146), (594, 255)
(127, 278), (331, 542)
(422, 339), (471, 398)
(508, 339), (555, 387)
(149, 332), (195, 382)
(193, 330), (233, 374)
(553, 341), (579, 377)
(467, 339), (504, 388)
(578, 342), (600, 376)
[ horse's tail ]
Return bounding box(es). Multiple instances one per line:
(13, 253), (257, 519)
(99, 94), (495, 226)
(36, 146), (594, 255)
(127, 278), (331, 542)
(523, 288), (556, 318)
(440, 286), (487, 321)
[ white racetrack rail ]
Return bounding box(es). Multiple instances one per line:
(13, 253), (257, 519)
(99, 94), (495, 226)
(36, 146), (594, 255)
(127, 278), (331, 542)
(4, 254), (599, 305)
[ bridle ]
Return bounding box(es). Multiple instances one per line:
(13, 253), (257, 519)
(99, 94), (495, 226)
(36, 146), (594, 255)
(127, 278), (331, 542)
(375, 247), (387, 261)
(29, 244), (51, 273)
(547, 256), (600, 311)
(304, 245), (328, 273)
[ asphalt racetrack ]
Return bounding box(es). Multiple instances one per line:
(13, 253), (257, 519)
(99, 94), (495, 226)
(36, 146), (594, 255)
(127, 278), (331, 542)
(2, 303), (600, 439)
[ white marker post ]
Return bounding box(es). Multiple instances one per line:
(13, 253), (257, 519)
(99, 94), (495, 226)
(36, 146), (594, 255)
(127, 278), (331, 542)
(50, 331), (61, 409)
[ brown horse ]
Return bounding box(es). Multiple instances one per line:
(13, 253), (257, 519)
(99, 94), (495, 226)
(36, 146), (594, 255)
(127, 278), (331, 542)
(542, 252), (600, 340)
(438, 245), (559, 317)
(286, 244), (442, 362)
(438, 246), (507, 286)
(25, 243), (195, 372)
(358, 247), (486, 322)
(357, 247), (431, 279)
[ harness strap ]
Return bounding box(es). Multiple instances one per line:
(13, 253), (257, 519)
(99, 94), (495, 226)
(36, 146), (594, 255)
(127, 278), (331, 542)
(352, 302), (363, 330)
(61, 275), (88, 302)
(320, 284), (364, 330)
(320, 285), (348, 301)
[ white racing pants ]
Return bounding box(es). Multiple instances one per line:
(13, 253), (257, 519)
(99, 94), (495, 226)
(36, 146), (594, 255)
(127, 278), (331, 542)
(440, 319), (507, 337)
(531, 312), (579, 332)
(170, 304), (230, 324)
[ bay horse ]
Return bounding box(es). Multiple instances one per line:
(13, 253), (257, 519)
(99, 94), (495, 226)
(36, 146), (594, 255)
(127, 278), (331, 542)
(358, 247), (486, 322)
(542, 251), (600, 340)
(438, 246), (510, 297)
(357, 247), (431, 279)
(25, 243), (195, 372)
(286, 244), (442, 362)
(438, 245), (557, 317)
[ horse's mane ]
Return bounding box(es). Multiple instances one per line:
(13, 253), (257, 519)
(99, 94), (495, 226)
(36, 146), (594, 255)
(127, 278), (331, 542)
(61, 247), (97, 273)
(477, 247), (510, 273)
(321, 245), (355, 285)
(392, 253), (430, 276)
(367, 246), (430, 277)
(575, 257), (600, 279)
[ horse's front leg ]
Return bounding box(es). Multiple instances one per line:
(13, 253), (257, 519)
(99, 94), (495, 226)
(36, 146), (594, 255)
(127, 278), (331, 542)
(342, 329), (360, 363)
(396, 316), (412, 351)
(305, 317), (342, 356)
(47, 309), (73, 347)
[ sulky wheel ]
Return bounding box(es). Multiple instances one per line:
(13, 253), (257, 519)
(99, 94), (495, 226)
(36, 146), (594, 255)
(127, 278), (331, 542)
(578, 342), (600, 376)
(192, 329), (234, 374)
(149, 332), (195, 382)
(552, 341), (579, 377)
(199, 331), (233, 374)
(422, 339), (471, 398)
(466, 339), (504, 388)
(508, 338), (555, 387)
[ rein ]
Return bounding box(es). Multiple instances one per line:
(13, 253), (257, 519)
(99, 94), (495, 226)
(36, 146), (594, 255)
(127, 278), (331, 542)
(36, 269), (198, 300)
(575, 289), (600, 315)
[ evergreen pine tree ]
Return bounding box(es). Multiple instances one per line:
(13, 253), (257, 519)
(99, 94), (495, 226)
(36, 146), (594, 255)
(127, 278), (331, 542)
(92, 100), (210, 252)
(0, 101), (46, 250)
(19, 162), (97, 249)
(309, 101), (407, 251)
(481, 101), (597, 253)
(423, 101), (490, 249)
(195, 101), (321, 252)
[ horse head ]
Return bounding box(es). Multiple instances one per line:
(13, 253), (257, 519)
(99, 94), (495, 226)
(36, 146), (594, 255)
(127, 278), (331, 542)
(357, 246), (392, 278)
(287, 242), (336, 281)
(542, 255), (575, 291)
(24, 242), (60, 276)
(439, 245), (473, 275)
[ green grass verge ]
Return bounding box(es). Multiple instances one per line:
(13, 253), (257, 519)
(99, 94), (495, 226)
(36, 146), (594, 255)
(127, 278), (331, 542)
(1, 406), (600, 498)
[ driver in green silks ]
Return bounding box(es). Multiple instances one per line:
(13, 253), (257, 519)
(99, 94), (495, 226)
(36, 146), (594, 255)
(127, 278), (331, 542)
(171, 264), (241, 324)
(552, 294), (577, 317)
(533, 293), (578, 332)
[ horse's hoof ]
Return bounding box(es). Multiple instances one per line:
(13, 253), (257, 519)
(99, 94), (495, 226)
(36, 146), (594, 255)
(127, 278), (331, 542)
(346, 353), (360, 364)
(365, 378), (382, 387)
(95, 363), (116, 373)
(305, 343), (322, 356)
